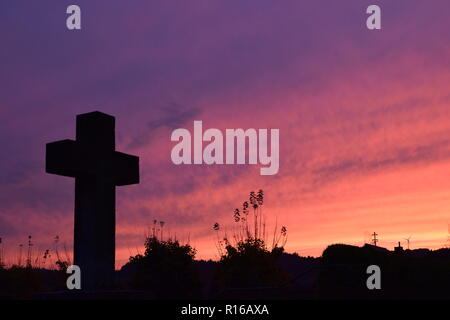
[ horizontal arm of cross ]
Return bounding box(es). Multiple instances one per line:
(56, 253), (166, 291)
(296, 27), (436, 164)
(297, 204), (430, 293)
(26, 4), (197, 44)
(114, 152), (139, 186)
(46, 140), (139, 185)
(46, 139), (80, 178)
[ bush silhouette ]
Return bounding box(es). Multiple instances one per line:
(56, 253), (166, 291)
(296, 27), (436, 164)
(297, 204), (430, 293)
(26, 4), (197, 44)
(217, 238), (287, 289)
(213, 190), (289, 290)
(125, 236), (201, 298)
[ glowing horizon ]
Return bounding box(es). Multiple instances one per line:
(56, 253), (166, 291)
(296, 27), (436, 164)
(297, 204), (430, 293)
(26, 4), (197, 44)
(0, 1), (449, 269)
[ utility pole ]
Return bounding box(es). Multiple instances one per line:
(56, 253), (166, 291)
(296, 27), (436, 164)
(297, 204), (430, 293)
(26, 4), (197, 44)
(371, 232), (379, 246)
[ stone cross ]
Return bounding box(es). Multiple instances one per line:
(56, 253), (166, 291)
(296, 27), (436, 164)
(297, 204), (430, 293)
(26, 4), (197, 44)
(46, 111), (139, 290)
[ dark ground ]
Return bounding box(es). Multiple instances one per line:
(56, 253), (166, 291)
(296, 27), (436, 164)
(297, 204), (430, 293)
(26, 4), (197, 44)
(1, 245), (449, 300)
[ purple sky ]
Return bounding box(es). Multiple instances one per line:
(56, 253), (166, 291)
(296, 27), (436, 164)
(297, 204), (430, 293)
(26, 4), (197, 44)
(1, 1), (449, 266)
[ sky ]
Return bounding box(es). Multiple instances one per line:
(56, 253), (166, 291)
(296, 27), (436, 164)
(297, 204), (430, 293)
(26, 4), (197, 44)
(0, 1), (449, 268)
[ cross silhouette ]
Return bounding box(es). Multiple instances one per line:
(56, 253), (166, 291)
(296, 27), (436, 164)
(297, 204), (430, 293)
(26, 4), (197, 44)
(46, 111), (139, 289)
